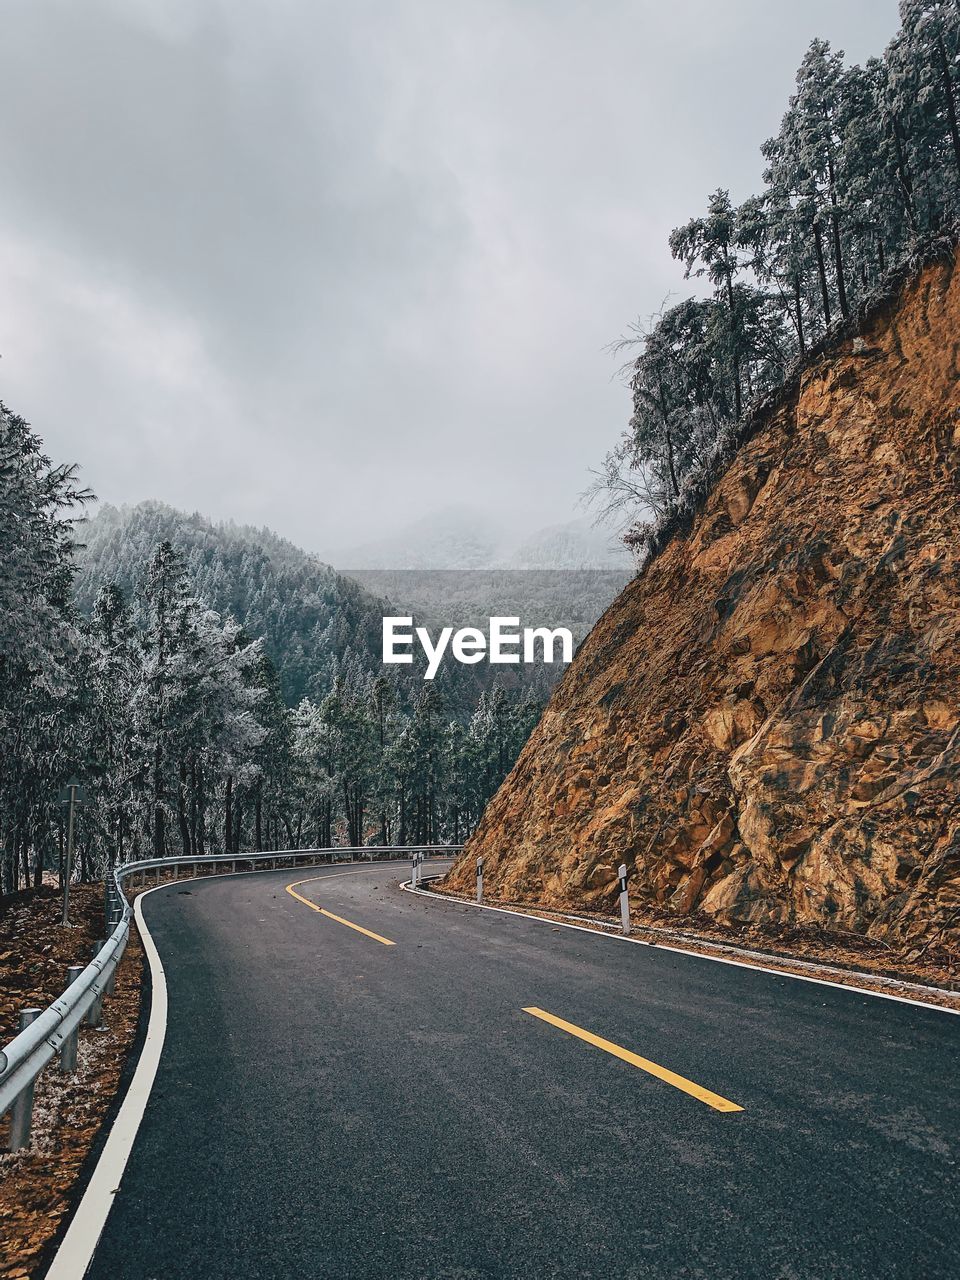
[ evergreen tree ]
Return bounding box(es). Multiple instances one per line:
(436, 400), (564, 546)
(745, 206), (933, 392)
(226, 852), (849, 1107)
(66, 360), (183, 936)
(597, 5), (960, 553)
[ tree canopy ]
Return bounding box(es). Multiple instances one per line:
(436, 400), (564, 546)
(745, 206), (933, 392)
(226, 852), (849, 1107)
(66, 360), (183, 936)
(593, 3), (960, 551)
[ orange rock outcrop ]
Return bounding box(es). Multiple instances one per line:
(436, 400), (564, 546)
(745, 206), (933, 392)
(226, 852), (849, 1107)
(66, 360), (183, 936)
(448, 252), (960, 951)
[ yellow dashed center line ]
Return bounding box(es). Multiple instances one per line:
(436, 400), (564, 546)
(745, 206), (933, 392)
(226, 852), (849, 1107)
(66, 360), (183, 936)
(523, 1007), (743, 1113)
(286, 877), (396, 946)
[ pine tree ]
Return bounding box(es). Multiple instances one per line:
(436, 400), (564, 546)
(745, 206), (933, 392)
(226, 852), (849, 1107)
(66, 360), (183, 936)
(669, 190), (749, 418)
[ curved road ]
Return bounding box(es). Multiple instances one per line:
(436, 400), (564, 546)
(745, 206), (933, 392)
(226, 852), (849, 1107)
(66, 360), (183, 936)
(83, 861), (959, 1279)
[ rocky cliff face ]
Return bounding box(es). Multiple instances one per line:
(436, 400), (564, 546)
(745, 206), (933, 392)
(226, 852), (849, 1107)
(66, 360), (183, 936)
(448, 252), (960, 953)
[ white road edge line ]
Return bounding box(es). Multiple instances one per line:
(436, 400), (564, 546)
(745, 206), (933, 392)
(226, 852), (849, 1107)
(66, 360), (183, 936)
(44, 859), (396, 1279)
(45, 886), (168, 1280)
(400, 880), (960, 1018)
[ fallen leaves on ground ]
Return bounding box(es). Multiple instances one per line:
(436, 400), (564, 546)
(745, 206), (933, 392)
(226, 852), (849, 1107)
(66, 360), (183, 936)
(0, 883), (144, 1279)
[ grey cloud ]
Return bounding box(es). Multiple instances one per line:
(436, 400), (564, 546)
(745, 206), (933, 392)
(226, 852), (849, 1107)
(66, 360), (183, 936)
(0, 0), (900, 552)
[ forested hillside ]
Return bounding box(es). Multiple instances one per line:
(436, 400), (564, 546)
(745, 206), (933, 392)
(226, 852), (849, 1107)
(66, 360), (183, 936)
(0, 478), (541, 894)
(74, 502), (387, 704)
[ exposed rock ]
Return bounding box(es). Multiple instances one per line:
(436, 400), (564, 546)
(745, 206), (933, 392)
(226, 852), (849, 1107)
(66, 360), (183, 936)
(447, 252), (960, 954)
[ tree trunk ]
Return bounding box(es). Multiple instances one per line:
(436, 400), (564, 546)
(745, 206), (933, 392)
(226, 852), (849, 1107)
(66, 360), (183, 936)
(891, 117), (918, 232)
(196, 763), (206, 854)
(665, 428), (680, 498)
(224, 773), (233, 854)
(153, 741), (165, 858)
(828, 195), (849, 320)
(189, 758), (198, 855)
(724, 269), (743, 418)
(813, 221), (832, 328)
(793, 273), (806, 354)
(937, 31), (960, 180)
(177, 761), (191, 854)
(823, 149), (849, 320)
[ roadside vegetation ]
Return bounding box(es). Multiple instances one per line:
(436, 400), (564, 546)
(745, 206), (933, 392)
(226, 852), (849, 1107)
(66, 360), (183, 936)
(0, 885), (143, 1279)
(0, 419), (541, 896)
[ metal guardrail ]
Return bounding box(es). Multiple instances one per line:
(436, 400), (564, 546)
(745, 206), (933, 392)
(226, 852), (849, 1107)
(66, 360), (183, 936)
(0, 844), (459, 1150)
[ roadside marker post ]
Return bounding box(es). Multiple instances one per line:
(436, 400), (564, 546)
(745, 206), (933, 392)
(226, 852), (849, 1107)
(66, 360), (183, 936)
(58, 780), (86, 927)
(9, 1009), (42, 1150)
(476, 856), (484, 904)
(618, 863), (631, 936)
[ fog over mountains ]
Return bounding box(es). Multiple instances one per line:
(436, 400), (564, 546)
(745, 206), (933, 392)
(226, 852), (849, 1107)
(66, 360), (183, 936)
(333, 507), (633, 571)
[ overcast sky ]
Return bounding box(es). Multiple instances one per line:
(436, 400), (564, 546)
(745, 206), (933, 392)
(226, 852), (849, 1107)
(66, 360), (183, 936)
(0, 0), (900, 556)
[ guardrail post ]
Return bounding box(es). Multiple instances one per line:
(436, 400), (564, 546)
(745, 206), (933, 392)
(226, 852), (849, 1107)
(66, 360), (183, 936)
(9, 1009), (42, 1150)
(104, 937), (117, 995)
(618, 863), (631, 936)
(60, 967), (85, 1072)
(476, 856), (484, 904)
(106, 880), (119, 927)
(87, 944), (105, 1027)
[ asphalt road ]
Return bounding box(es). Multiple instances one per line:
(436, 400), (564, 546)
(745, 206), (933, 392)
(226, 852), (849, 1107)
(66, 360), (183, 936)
(84, 861), (960, 1280)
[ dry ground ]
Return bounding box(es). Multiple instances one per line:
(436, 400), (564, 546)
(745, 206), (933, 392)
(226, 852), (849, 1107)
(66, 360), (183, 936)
(0, 884), (144, 1280)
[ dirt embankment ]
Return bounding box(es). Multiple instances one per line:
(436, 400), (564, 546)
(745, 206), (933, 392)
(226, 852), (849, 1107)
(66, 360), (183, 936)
(0, 884), (144, 1280)
(448, 251), (960, 968)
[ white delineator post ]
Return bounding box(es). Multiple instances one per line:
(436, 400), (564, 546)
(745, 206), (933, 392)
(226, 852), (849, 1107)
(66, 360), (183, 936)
(476, 856), (484, 904)
(618, 863), (631, 936)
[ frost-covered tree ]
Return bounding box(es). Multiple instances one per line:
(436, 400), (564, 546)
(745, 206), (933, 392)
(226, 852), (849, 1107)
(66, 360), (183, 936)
(595, 5), (960, 558)
(670, 189), (749, 418)
(0, 403), (88, 892)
